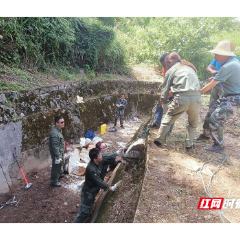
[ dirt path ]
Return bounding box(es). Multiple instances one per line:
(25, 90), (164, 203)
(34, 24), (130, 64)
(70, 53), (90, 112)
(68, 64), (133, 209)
(134, 134), (222, 223)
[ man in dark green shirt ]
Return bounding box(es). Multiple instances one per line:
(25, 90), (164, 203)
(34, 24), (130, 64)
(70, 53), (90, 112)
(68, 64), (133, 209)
(154, 52), (201, 150)
(73, 148), (118, 223)
(95, 141), (122, 179)
(49, 116), (65, 187)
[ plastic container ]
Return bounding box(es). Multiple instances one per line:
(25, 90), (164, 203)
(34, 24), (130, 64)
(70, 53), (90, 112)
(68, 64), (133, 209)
(100, 124), (106, 135)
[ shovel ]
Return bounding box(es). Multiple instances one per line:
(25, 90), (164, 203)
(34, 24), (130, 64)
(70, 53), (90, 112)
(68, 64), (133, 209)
(13, 153), (32, 190)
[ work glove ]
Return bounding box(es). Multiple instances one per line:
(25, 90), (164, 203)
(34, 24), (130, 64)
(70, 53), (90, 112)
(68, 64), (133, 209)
(111, 181), (121, 191)
(116, 148), (124, 156)
(55, 158), (62, 164)
(162, 103), (168, 114)
(120, 158), (126, 164)
(116, 104), (121, 108)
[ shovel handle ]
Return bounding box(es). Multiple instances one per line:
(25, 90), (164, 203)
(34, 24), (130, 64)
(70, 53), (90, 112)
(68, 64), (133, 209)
(13, 153), (21, 168)
(13, 153), (31, 187)
(19, 168), (29, 185)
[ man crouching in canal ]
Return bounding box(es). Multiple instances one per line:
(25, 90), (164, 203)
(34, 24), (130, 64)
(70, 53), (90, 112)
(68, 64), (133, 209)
(73, 148), (118, 223)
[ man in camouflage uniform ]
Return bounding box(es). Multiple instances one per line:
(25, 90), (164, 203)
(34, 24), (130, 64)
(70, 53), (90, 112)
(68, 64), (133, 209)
(205, 55), (239, 109)
(113, 93), (127, 129)
(73, 148), (118, 223)
(49, 116), (65, 187)
(197, 40), (240, 151)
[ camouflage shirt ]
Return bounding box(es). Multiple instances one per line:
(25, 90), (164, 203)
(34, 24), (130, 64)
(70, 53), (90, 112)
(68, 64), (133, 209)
(49, 125), (65, 159)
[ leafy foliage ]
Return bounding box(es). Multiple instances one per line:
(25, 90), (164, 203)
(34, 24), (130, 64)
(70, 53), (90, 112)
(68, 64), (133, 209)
(71, 18), (127, 73)
(0, 17), (75, 69)
(116, 17), (239, 80)
(0, 17), (127, 74)
(1, 17), (240, 82)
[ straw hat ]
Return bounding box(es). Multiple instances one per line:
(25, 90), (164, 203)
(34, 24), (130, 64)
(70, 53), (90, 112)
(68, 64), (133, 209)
(209, 40), (236, 56)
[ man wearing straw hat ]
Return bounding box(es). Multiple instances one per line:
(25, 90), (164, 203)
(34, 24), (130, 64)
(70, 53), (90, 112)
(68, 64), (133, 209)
(197, 40), (240, 151)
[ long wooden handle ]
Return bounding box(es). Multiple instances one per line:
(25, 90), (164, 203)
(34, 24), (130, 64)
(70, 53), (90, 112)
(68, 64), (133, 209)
(19, 168), (29, 185)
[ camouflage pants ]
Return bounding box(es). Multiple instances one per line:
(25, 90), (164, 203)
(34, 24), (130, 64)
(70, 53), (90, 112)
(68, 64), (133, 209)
(73, 190), (98, 223)
(202, 95), (240, 146)
(114, 108), (124, 126)
(209, 84), (224, 109)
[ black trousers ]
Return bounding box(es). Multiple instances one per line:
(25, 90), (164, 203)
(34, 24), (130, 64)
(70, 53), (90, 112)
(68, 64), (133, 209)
(73, 190), (98, 223)
(50, 153), (64, 184)
(114, 108), (124, 126)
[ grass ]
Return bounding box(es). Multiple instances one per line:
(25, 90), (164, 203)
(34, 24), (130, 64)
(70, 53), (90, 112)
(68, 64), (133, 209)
(0, 63), (87, 92)
(0, 80), (27, 91)
(0, 61), (203, 92)
(0, 59), (175, 93)
(104, 73), (113, 79)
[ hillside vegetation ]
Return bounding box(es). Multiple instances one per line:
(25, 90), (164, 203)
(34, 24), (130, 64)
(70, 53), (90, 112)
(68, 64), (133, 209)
(0, 17), (240, 91)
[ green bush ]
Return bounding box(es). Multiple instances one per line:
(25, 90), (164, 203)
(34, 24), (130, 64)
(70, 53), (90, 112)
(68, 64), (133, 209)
(1, 17), (240, 81)
(0, 17), (127, 74)
(116, 17), (238, 81)
(0, 17), (75, 69)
